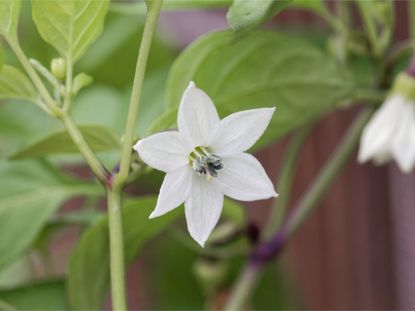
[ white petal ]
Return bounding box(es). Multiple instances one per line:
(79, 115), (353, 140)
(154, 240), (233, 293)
(149, 167), (193, 219)
(358, 95), (404, 163)
(214, 153), (278, 201)
(178, 81), (220, 147)
(209, 108), (275, 156)
(133, 131), (190, 173)
(391, 103), (415, 173)
(185, 174), (224, 247)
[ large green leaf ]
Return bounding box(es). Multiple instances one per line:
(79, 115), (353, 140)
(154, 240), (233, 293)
(0, 279), (67, 310)
(0, 65), (37, 102)
(0, 160), (101, 269)
(67, 196), (244, 310)
(291, 0), (324, 13)
(9, 125), (120, 160)
(227, 0), (291, 32)
(32, 0), (109, 63)
(165, 31), (354, 150)
(0, 0), (21, 40)
(66, 196), (181, 310)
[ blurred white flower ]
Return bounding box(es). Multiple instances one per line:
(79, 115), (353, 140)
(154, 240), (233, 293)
(134, 81), (277, 246)
(358, 73), (415, 173)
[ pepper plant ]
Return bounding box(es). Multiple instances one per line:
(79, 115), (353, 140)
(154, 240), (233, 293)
(0, 0), (412, 310)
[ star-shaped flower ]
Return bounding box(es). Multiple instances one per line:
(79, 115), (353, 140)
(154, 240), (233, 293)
(358, 90), (415, 173)
(134, 81), (278, 246)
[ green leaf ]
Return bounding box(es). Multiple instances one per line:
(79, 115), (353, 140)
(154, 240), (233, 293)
(9, 125), (120, 160)
(0, 279), (67, 310)
(0, 0), (21, 40)
(0, 44), (3, 70)
(32, 0), (109, 63)
(227, 0), (291, 32)
(67, 196), (181, 310)
(0, 160), (101, 268)
(291, 0), (324, 13)
(0, 257), (33, 290)
(0, 65), (37, 101)
(67, 196), (244, 309)
(166, 31), (354, 150)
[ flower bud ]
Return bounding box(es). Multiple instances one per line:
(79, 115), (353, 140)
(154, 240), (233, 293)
(392, 72), (415, 101)
(193, 258), (228, 295)
(50, 58), (66, 79)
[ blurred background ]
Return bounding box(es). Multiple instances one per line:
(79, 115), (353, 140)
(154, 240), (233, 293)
(1, 1), (415, 310)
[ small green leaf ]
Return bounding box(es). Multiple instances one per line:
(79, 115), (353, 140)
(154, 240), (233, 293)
(227, 0), (291, 32)
(0, 279), (67, 310)
(166, 31), (354, 150)
(9, 125), (120, 160)
(67, 196), (181, 310)
(32, 0), (109, 63)
(0, 160), (101, 269)
(291, 0), (324, 13)
(0, 65), (37, 102)
(0, 0), (21, 40)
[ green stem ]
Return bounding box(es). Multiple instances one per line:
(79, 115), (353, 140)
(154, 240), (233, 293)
(285, 108), (373, 236)
(224, 109), (374, 311)
(262, 127), (310, 240)
(225, 265), (262, 311)
(7, 38), (60, 116)
(63, 57), (73, 112)
(115, 0), (163, 188)
(61, 114), (109, 184)
(106, 2), (163, 310)
(107, 190), (126, 311)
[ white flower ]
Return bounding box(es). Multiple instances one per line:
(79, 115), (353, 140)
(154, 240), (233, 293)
(134, 81), (278, 246)
(358, 94), (415, 173)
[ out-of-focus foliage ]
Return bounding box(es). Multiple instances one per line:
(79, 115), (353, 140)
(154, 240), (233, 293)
(0, 0), (20, 40)
(67, 197), (181, 310)
(0, 279), (67, 310)
(67, 196), (244, 310)
(9, 125), (120, 160)
(164, 31), (353, 151)
(0, 160), (101, 269)
(227, 0), (292, 31)
(0, 65), (37, 101)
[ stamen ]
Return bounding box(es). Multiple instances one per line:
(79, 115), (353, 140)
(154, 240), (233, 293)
(189, 147), (224, 180)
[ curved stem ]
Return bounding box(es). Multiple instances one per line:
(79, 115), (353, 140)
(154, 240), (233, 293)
(61, 114), (109, 184)
(107, 190), (126, 311)
(262, 126), (310, 240)
(224, 108), (374, 311)
(7, 38), (60, 116)
(224, 264), (262, 311)
(115, 0), (163, 189)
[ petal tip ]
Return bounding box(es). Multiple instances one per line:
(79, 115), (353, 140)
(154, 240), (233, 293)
(132, 140), (142, 152)
(188, 81), (196, 88)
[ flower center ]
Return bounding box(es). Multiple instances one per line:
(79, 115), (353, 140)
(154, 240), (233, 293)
(189, 146), (224, 180)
